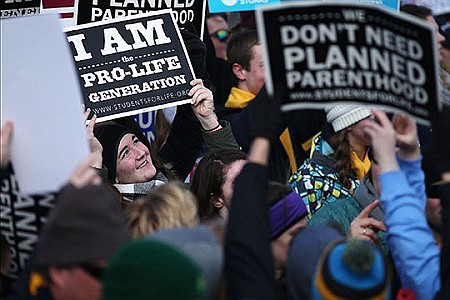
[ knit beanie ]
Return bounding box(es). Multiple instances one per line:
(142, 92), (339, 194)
(36, 184), (130, 267)
(147, 226), (223, 300)
(94, 124), (133, 183)
(269, 191), (308, 240)
(102, 239), (206, 300)
(326, 105), (372, 132)
(312, 239), (391, 300)
(286, 225), (344, 300)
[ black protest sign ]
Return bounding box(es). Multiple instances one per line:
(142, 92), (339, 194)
(0, 0), (40, 18)
(65, 10), (196, 122)
(1, 170), (54, 277)
(75, 0), (206, 38)
(257, 3), (439, 124)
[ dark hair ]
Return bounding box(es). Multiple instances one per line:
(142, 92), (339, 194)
(226, 30), (259, 85)
(190, 149), (247, 221)
(400, 4), (432, 20)
(152, 110), (172, 155)
(267, 181), (292, 207)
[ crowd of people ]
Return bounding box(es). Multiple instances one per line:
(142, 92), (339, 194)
(1, 2), (450, 300)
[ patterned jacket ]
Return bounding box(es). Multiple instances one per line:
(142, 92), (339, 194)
(288, 133), (359, 218)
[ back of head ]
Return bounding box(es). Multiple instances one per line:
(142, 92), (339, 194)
(126, 181), (199, 238)
(36, 184), (130, 267)
(147, 225), (224, 300)
(102, 239), (206, 300)
(191, 149), (247, 221)
(312, 238), (391, 300)
(287, 225), (343, 300)
(400, 4), (432, 20)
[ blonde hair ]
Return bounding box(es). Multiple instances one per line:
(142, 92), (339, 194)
(126, 182), (199, 238)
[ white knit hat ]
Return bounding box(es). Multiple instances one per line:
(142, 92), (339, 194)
(326, 105), (372, 132)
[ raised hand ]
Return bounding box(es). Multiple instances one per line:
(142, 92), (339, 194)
(69, 153), (102, 188)
(361, 109), (398, 173)
(189, 79), (219, 131)
(392, 114), (420, 160)
(1, 121), (13, 168)
(348, 200), (386, 244)
(84, 108), (103, 168)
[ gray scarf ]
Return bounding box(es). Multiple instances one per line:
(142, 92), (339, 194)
(114, 171), (168, 202)
(353, 175), (384, 221)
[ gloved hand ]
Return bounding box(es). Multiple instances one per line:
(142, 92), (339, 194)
(180, 24), (207, 80)
(249, 85), (284, 142)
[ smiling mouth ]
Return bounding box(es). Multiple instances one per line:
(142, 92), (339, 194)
(137, 160), (148, 170)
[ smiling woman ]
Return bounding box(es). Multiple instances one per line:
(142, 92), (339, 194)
(93, 79), (240, 201)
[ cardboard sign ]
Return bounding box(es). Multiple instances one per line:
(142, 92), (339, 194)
(208, 0), (280, 13)
(1, 13), (90, 195)
(325, 0), (399, 12)
(0, 0), (40, 18)
(257, 2), (440, 124)
(75, 0), (206, 38)
(65, 10), (196, 122)
(1, 172), (54, 277)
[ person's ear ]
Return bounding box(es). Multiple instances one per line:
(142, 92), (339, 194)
(232, 63), (246, 81)
(211, 196), (224, 209)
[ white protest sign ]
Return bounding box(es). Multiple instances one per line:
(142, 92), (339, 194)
(1, 13), (90, 194)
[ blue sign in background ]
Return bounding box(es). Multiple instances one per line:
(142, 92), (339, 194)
(324, 0), (399, 12)
(208, 0), (281, 13)
(133, 111), (156, 144)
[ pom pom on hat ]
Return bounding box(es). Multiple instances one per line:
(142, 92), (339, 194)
(312, 238), (391, 300)
(326, 105), (372, 132)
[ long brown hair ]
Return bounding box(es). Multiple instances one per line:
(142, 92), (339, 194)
(329, 128), (355, 190)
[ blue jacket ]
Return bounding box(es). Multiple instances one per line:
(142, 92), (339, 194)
(380, 155), (440, 300)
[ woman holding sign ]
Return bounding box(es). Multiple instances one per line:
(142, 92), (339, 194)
(289, 105), (373, 218)
(94, 79), (239, 201)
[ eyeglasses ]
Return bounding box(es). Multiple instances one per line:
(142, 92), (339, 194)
(78, 263), (104, 280)
(210, 29), (230, 43)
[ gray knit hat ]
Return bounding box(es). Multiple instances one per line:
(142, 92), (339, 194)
(36, 184), (131, 267)
(326, 105), (372, 132)
(147, 226), (223, 300)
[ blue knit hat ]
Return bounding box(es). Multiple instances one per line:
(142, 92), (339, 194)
(312, 239), (391, 300)
(286, 225), (344, 300)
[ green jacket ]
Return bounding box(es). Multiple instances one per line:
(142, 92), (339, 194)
(308, 177), (388, 255)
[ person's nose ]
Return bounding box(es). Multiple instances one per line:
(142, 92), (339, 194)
(438, 31), (446, 43)
(133, 146), (146, 160)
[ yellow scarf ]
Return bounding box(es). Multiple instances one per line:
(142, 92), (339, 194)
(225, 87), (255, 109)
(350, 150), (371, 180)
